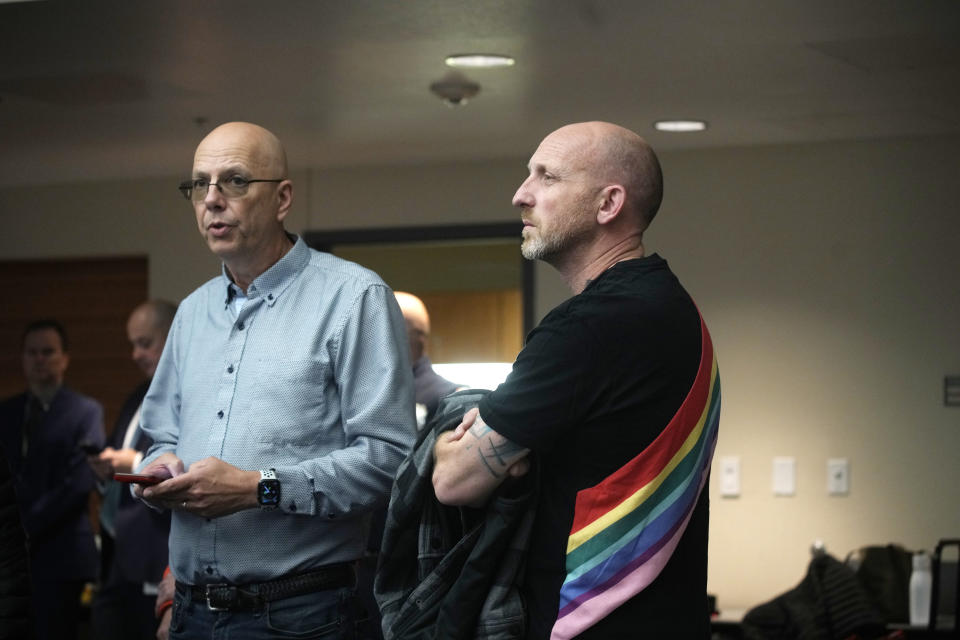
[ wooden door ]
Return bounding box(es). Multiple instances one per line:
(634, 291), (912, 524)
(0, 256), (148, 435)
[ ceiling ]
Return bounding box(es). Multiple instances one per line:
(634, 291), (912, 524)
(1, 0), (958, 188)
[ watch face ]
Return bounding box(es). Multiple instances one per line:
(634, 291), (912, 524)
(258, 479), (281, 506)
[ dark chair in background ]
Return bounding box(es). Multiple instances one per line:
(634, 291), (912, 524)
(929, 538), (958, 635)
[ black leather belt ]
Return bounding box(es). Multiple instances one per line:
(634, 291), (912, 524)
(180, 562), (356, 612)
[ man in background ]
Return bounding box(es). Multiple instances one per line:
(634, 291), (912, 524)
(354, 291), (462, 638)
(433, 122), (720, 639)
(394, 291), (462, 428)
(136, 121), (415, 639)
(88, 300), (177, 640)
(0, 319), (104, 640)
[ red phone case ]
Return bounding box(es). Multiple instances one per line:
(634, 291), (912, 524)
(113, 473), (163, 485)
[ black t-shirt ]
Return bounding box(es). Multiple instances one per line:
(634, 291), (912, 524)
(478, 255), (712, 639)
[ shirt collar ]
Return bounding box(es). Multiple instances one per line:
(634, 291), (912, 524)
(220, 233), (310, 308)
(27, 384), (62, 411)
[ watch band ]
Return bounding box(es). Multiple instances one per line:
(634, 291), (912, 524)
(259, 469), (278, 482)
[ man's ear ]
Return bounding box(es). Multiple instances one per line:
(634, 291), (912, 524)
(275, 180), (294, 223)
(596, 184), (626, 225)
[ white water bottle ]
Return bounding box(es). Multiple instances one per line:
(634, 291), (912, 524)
(909, 551), (932, 627)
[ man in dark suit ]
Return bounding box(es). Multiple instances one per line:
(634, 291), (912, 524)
(88, 300), (177, 640)
(0, 319), (105, 640)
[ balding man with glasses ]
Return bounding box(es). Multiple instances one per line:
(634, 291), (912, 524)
(134, 122), (416, 639)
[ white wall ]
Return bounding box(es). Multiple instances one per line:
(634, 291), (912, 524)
(1, 134), (957, 611)
(651, 135), (960, 610)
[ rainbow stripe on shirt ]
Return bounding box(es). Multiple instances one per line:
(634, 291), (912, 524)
(550, 314), (720, 640)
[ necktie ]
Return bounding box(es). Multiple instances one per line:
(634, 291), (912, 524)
(102, 404), (142, 537)
(21, 394), (45, 460)
(100, 480), (122, 538)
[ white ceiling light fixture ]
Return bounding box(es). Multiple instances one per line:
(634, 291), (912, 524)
(445, 53), (515, 68)
(654, 119), (708, 132)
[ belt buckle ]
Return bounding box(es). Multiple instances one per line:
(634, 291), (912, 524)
(204, 584), (236, 611)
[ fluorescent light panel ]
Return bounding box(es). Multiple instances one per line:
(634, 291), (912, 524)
(654, 119), (707, 132)
(445, 54), (515, 68)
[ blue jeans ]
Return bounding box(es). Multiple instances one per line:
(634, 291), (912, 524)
(169, 583), (361, 640)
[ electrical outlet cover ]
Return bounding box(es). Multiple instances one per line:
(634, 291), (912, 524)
(827, 458), (850, 495)
(720, 456), (741, 497)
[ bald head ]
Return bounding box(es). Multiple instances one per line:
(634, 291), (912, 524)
(394, 291), (431, 362)
(195, 122), (288, 177)
(547, 121), (663, 228)
(127, 299), (177, 378)
(131, 300), (177, 334)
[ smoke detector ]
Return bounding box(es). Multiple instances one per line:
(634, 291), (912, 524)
(429, 73), (480, 107)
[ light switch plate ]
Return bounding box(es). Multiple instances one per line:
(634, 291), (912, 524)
(827, 458), (850, 495)
(773, 456), (796, 496)
(719, 456), (741, 497)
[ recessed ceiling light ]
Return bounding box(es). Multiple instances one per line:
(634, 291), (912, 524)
(445, 54), (515, 68)
(654, 120), (707, 132)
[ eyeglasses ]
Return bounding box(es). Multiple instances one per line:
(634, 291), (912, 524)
(178, 176), (285, 202)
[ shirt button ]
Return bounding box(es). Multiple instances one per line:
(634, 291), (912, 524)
(227, 365), (234, 373)
(205, 566), (214, 575)
(326, 512), (336, 520)
(267, 294), (274, 301)
(289, 503), (297, 513)
(237, 321), (245, 330)
(217, 410), (224, 419)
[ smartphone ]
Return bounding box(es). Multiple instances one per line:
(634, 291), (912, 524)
(113, 473), (164, 485)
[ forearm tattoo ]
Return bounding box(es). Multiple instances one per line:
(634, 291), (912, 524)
(468, 414), (526, 478)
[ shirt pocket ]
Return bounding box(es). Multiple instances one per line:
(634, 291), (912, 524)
(236, 357), (333, 448)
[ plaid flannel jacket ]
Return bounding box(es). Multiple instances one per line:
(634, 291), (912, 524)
(374, 389), (537, 640)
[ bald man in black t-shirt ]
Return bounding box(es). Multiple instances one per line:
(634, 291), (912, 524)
(432, 122), (720, 639)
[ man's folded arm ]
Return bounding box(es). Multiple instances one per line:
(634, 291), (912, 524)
(432, 408), (530, 507)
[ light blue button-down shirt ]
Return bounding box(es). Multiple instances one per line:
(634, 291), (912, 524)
(141, 235), (416, 585)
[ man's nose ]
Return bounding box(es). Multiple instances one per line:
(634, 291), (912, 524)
(512, 177), (533, 208)
(203, 182), (226, 207)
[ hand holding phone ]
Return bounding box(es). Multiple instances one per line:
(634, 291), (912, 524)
(113, 473), (164, 485)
